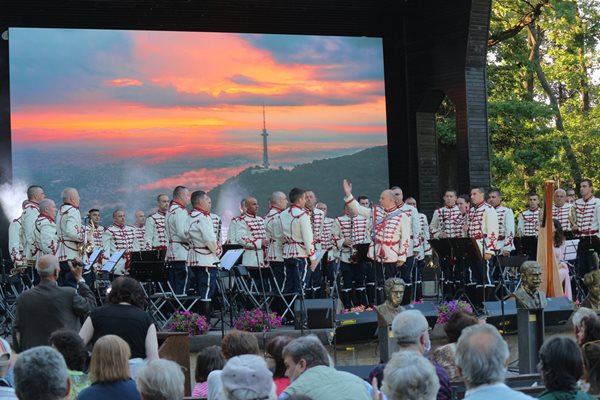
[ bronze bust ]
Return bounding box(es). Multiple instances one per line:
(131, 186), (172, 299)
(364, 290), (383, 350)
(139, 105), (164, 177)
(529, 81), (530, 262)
(513, 261), (547, 310)
(582, 270), (600, 313)
(375, 277), (406, 326)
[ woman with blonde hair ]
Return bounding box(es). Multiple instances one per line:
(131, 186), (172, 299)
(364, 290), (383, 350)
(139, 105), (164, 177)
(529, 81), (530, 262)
(77, 335), (141, 400)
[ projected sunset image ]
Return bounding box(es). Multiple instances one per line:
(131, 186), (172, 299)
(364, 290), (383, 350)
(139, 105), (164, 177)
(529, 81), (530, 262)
(9, 28), (388, 221)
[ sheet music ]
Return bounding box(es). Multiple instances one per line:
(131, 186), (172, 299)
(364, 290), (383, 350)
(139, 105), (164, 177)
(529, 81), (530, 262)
(102, 250), (125, 272)
(564, 239), (579, 262)
(84, 249), (102, 271)
(219, 249), (244, 270)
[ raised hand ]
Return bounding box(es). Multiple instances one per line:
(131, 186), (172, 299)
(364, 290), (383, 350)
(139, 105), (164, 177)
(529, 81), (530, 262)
(343, 179), (353, 197)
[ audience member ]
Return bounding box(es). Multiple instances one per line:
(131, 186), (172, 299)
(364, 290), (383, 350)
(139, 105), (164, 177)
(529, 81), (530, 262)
(0, 339), (16, 399)
(573, 308), (599, 346)
(207, 330), (260, 400)
(13, 346), (70, 400)
(455, 323), (534, 399)
(582, 339), (600, 396)
(77, 335), (141, 400)
(79, 275), (159, 377)
(433, 311), (479, 381)
(13, 254), (96, 352)
(538, 336), (595, 400)
(221, 354), (277, 400)
(369, 310), (452, 400)
(265, 336), (294, 396)
(48, 329), (90, 399)
(376, 351), (439, 400)
(280, 335), (372, 400)
(194, 345), (225, 398)
(136, 359), (185, 400)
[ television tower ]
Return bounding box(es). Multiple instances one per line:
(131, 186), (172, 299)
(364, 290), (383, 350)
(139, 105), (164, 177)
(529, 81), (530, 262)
(261, 104), (270, 169)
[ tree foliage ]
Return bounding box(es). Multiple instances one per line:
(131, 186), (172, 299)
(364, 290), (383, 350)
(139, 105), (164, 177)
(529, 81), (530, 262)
(437, 0), (600, 212)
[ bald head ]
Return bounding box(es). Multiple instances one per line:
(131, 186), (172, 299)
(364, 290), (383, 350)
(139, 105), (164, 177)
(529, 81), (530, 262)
(27, 185), (45, 203)
(245, 196), (259, 215)
(39, 199), (57, 219)
(380, 190), (396, 210)
(61, 187), (80, 207)
(36, 254), (60, 281)
(269, 191), (288, 210)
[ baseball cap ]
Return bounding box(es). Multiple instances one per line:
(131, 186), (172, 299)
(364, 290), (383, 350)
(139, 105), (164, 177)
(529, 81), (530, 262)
(0, 338), (11, 367)
(221, 354), (273, 400)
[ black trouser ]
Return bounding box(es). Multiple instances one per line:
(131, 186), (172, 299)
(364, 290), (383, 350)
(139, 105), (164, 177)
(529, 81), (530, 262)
(270, 261), (287, 293)
(190, 267), (218, 300)
(309, 261), (323, 297)
(168, 261), (188, 295)
(577, 236), (600, 279)
(465, 256), (494, 307)
(284, 257), (312, 295)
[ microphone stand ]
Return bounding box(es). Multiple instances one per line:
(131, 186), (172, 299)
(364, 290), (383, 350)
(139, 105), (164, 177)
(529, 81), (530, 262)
(253, 243), (271, 352)
(212, 261), (227, 339)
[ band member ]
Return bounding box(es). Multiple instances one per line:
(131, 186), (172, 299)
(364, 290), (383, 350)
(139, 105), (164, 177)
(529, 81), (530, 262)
(344, 180), (411, 305)
(103, 209), (139, 275)
(280, 188), (317, 296)
(332, 204), (371, 308)
(405, 197), (432, 301)
(357, 195), (370, 208)
(87, 209), (105, 249)
(429, 190), (464, 299)
(567, 188), (577, 204)
(467, 187), (499, 307)
(166, 186), (191, 295)
(145, 194), (169, 250)
(391, 186), (420, 304)
(517, 193), (540, 237)
(9, 201), (27, 265)
(304, 190), (325, 298)
(235, 196), (269, 292)
(457, 194), (471, 235)
(573, 179), (600, 279)
(211, 212), (223, 245)
(32, 199), (58, 262)
(56, 188), (85, 287)
(487, 189), (515, 257)
(133, 210), (147, 251)
(226, 199), (247, 244)
(553, 189), (573, 239)
(187, 191), (222, 317)
(20, 185), (45, 267)
(265, 191), (288, 293)
(316, 202), (335, 292)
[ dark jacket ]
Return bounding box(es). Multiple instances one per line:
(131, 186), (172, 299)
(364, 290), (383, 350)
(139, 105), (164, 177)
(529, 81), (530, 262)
(13, 279), (96, 352)
(538, 389), (597, 400)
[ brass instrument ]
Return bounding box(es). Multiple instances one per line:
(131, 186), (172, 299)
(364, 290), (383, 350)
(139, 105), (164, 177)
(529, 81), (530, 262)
(78, 220), (95, 257)
(10, 261), (29, 276)
(568, 204), (577, 230)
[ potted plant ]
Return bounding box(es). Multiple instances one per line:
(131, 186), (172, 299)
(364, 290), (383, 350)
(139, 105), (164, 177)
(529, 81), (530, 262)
(435, 300), (473, 325)
(234, 308), (282, 332)
(169, 310), (210, 337)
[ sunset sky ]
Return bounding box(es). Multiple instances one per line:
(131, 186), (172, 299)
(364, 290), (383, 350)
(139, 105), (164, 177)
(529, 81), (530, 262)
(8, 28), (388, 217)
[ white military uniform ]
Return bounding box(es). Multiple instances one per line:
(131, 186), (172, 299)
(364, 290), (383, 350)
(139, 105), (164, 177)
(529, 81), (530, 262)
(8, 216), (25, 264)
(399, 203), (420, 257)
(32, 213), (58, 261)
(415, 213), (432, 261)
(331, 214), (370, 264)
(187, 208), (222, 267)
(574, 196), (600, 238)
(56, 203), (85, 262)
(235, 212), (267, 268)
(517, 208), (540, 237)
(226, 215), (243, 244)
(211, 213), (223, 245)
(321, 217), (335, 261)
(430, 205), (464, 239)
(468, 202), (499, 257)
(145, 211), (167, 250)
(306, 207), (324, 252)
(20, 201), (40, 265)
(281, 205), (316, 261)
(265, 207), (285, 263)
(133, 224), (147, 251)
(553, 203), (573, 233)
(102, 223), (139, 274)
(494, 204), (515, 254)
(345, 196), (411, 264)
(166, 201), (190, 262)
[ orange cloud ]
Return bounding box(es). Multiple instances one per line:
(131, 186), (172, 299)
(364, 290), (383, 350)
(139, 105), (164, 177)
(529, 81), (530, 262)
(138, 165), (249, 191)
(106, 78), (144, 87)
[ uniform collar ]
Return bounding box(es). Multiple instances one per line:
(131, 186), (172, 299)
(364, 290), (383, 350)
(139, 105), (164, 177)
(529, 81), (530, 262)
(114, 223), (125, 229)
(40, 213), (55, 223)
(245, 212), (257, 218)
(385, 205), (398, 213)
(475, 201), (486, 208)
(171, 200), (186, 209)
(62, 202), (79, 210)
(158, 210), (166, 216)
(193, 207), (210, 216)
(271, 206), (284, 213)
(291, 204), (303, 211)
(584, 195), (594, 202)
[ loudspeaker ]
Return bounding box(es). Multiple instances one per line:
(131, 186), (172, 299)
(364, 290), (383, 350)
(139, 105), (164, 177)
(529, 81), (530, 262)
(335, 311), (378, 344)
(483, 299), (518, 332)
(544, 297), (575, 325)
(484, 297), (575, 332)
(294, 299), (334, 329)
(404, 301), (438, 329)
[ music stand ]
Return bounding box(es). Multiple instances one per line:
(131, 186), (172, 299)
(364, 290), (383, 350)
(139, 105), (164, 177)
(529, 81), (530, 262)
(215, 249), (244, 338)
(102, 251), (125, 274)
(448, 238), (483, 314)
(514, 236), (538, 259)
